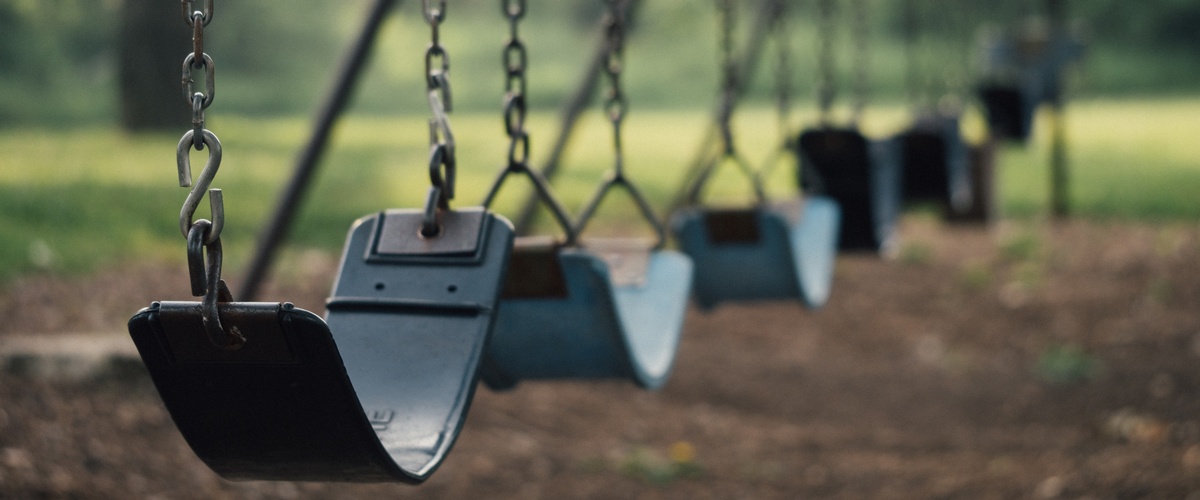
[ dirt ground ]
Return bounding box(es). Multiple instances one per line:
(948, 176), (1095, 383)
(1, 216), (1199, 499)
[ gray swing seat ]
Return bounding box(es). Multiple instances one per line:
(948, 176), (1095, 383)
(482, 237), (692, 390)
(128, 208), (513, 482)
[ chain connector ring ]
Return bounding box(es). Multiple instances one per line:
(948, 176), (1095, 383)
(181, 0), (213, 26)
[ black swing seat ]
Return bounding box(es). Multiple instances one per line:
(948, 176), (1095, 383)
(128, 208), (514, 483)
(898, 114), (972, 213)
(797, 126), (901, 253)
(946, 139), (998, 223)
(978, 84), (1034, 142)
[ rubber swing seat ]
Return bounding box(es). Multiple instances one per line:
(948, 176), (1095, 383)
(670, 196), (840, 310)
(797, 127), (901, 253)
(482, 238), (692, 390)
(128, 208), (514, 482)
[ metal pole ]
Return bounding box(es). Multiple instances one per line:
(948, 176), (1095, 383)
(238, 0), (399, 300)
(1047, 0), (1069, 218)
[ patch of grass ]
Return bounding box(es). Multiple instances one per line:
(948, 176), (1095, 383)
(1000, 231), (1041, 263)
(614, 442), (704, 485)
(4, 97), (1200, 283)
(995, 98), (1200, 220)
(1036, 344), (1103, 385)
(1147, 277), (1173, 305)
(959, 262), (993, 291)
(899, 242), (934, 265)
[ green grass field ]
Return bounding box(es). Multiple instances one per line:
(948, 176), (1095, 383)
(1, 97), (1197, 283)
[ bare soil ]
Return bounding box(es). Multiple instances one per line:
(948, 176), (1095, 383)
(2, 217), (1200, 499)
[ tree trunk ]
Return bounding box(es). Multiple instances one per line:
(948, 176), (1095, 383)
(118, 0), (190, 131)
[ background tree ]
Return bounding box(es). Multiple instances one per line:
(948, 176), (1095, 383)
(117, 0), (189, 131)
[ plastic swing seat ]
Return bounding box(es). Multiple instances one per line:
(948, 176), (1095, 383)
(481, 238), (692, 390)
(947, 139), (998, 223)
(797, 127), (902, 253)
(979, 84), (1034, 142)
(671, 196), (840, 310)
(128, 208), (514, 482)
(898, 114), (972, 213)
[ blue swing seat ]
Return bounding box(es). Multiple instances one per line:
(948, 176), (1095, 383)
(482, 239), (692, 390)
(671, 196), (840, 310)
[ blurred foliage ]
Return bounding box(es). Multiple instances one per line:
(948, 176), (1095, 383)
(1036, 344), (1102, 385)
(2, 97), (1199, 282)
(1, 0), (1199, 127)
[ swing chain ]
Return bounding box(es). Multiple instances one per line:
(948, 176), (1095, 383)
(176, 0), (239, 349)
(481, 0), (577, 244)
(423, 0), (451, 111)
(180, 0), (213, 27)
(502, 0), (528, 166)
(716, 0), (737, 156)
(574, 0), (668, 249)
(850, 0), (870, 124)
(602, 0), (628, 178)
(181, 0), (215, 151)
(422, 0), (456, 237)
(683, 0), (765, 206)
(815, 0), (836, 125)
(187, 220), (243, 350)
(772, 0), (793, 143)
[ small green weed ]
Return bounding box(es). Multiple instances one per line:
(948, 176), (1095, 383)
(1000, 231), (1041, 262)
(899, 242), (934, 265)
(615, 442), (703, 485)
(1147, 277), (1173, 304)
(1036, 344), (1102, 384)
(959, 262), (992, 291)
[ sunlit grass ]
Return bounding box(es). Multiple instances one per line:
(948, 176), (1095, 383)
(2, 97), (1199, 283)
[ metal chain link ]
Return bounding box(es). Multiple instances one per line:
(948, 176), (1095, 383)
(902, 0), (921, 108)
(602, 0), (628, 178)
(175, 0), (242, 350)
(716, 0), (738, 155)
(683, 0), (764, 206)
(772, 0), (793, 142)
(502, 0), (528, 168)
(815, 0), (836, 125)
(573, 0), (669, 248)
(850, 0), (870, 124)
(422, 0), (457, 237)
(481, 0), (577, 244)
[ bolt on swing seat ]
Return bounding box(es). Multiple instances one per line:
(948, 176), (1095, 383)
(670, 152), (841, 310)
(128, 207), (514, 482)
(478, 167), (692, 391)
(797, 127), (902, 253)
(898, 113), (972, 214)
